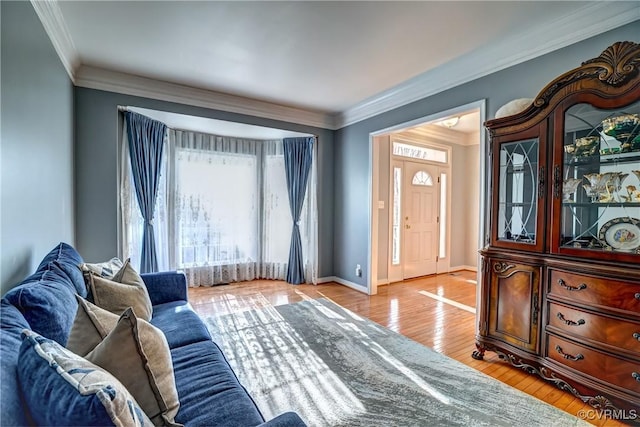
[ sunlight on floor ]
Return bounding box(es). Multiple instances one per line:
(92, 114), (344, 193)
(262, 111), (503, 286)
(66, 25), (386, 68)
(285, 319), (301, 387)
(294, 288), (316, 301)
(431, 300), (445, 352)
(418, 290), (475, 314)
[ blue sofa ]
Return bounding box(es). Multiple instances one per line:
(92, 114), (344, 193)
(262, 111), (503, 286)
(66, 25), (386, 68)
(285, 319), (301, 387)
(1, 243), (305, 426)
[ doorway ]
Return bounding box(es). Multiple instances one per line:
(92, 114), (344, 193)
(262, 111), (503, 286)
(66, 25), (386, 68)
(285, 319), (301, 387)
(367, 100), (487, 295)
(387, 141), (451, 282)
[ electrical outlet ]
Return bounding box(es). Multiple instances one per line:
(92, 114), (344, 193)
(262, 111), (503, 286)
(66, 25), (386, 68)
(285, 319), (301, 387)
(355, 264), (362, 277)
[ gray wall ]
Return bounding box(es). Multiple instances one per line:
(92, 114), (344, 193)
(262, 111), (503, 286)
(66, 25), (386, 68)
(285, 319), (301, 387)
(1, 1), (75, 294)
(333, 22), (640, 287)
(74, 88), (334, 277)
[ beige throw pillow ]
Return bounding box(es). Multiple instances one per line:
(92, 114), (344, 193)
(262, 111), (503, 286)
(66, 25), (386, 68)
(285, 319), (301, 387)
(86, 308), (181, 427)
(87, 259), (153, 321)
(67, 296), (119, 356)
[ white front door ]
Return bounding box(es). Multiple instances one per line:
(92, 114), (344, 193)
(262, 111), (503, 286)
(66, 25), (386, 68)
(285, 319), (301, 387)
(402, 161), (439, 279)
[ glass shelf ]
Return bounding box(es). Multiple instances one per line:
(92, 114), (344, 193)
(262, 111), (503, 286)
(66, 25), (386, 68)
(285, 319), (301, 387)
(565, 151), (640, 166)
(562, 202), (640, 208)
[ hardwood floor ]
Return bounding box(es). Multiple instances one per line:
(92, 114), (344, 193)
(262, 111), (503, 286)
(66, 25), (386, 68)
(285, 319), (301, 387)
(189, 271), (626, 426)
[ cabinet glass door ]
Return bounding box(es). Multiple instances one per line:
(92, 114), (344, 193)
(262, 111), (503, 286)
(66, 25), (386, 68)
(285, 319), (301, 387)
(560, 101), (640, 257)
(497, 139), (540, 245)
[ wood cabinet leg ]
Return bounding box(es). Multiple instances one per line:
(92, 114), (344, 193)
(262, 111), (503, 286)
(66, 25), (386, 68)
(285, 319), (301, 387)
(472, 343), (486, 360)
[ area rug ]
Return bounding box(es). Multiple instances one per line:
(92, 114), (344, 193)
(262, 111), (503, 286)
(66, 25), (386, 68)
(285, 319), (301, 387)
(205, 298), (588, 426)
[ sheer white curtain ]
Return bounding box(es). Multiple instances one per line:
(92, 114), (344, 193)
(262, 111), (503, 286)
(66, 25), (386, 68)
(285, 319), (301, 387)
(120, 127), (317, 286)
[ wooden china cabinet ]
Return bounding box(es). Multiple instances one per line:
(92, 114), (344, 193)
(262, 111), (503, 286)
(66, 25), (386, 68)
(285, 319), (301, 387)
(473, 41), (640, 413)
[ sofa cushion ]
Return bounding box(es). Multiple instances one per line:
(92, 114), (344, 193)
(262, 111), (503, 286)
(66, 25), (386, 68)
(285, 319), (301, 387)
(67, 296), (119, 356)
(87, 260), (153, 321)
(85, 308), (181, 426)
(0, 301), (32, 426)
(151, 301), (212, 349)
(171, 340), (264, 427)
(35, 242), (87, 297)
(18, 330), (153, 427)
(141, 272), (188, 305)
(3, 267), (78, 345)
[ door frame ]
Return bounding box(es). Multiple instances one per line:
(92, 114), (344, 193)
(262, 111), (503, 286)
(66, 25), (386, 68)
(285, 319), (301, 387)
(368, 99), (487, 295)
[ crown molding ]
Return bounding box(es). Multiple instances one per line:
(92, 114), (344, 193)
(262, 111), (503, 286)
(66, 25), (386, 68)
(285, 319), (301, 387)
(75, 66), (335, 129)
(336, 2), (640, 129)
(30, 0), (79, 81)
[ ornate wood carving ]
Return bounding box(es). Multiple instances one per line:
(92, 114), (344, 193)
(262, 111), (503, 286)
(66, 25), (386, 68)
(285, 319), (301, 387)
(479, 343), (619, 411)
(492, 262), (515, 274)
(486, 41), (640, 136)
(534, 41), (640, 108)
(583, 41), (640, 86)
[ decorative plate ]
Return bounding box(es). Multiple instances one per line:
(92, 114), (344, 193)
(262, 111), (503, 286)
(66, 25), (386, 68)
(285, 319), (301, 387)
(598, 217), (640, 251)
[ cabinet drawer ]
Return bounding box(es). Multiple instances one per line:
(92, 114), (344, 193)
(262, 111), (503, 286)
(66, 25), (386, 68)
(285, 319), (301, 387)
(546, 335), (640, 395)
(547, 302), (640, 354)
(549, 269), (640, 314)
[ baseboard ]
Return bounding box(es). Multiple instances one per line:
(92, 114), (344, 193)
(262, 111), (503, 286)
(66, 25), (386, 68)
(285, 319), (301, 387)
(317, 276), (369, 294)
(449, 265), (477, 273)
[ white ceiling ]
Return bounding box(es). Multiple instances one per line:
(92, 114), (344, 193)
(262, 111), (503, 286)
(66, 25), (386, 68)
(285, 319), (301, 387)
(39, 1), (640, 128)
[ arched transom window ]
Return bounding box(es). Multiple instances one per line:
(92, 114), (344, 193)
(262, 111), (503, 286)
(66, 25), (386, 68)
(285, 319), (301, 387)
(412, 171), (433, 186)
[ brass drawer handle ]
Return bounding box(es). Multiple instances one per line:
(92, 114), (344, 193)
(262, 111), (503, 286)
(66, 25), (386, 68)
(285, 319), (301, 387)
(634, 332), (640, 341)
(557, 279), (587, 291)
(555, 345), (584, 361)
(633, 372), (640, 382)
(556, 312), (585, 326)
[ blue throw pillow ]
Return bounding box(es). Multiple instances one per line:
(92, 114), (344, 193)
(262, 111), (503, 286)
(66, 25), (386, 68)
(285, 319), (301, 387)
(21, 260), (77, 293)
(35, 242), (87, 297)
(3, 271), (78, 345)
(17, 330), (153, 427)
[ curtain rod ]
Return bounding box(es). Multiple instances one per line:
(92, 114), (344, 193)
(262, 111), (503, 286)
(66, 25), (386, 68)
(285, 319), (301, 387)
(117, 106), (129, 112)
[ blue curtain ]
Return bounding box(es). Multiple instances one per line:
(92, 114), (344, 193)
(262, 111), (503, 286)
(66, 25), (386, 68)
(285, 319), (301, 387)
(283, 137), (314, 284)
(125, 111), (167, 273)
